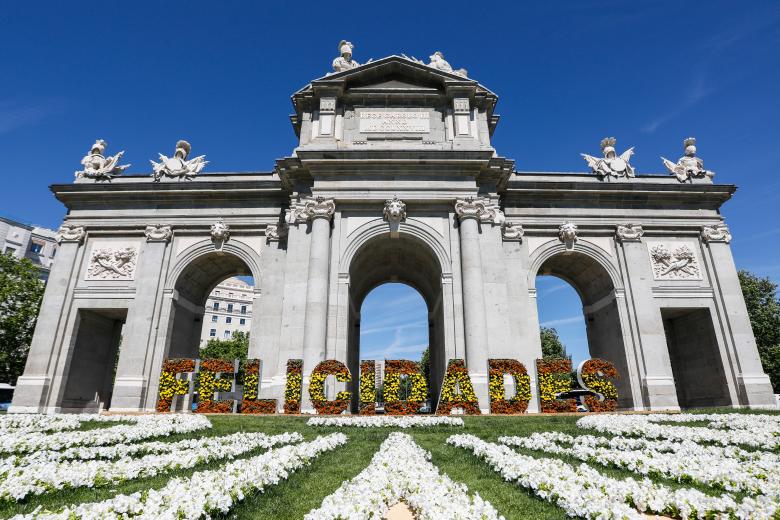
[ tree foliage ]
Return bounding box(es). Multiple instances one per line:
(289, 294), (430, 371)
(738, 270), (780, 392)
(200, 331), (249, 362)
(0, 255), (45, 384)
(540, 326), (569, 360)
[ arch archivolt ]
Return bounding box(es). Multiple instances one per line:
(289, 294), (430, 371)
(164, 239), (262, 292)
(526, 239), (623, 293)
(339, 218), (452, 276)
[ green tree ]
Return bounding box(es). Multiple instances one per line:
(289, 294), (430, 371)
(200, 331), (249, 383)
(200, 330), (249, 362)
(0, 255), (45, 384)
(540, 326), (569, 359)
(419, 346), (431, 398)
(738, 270), (780, 392)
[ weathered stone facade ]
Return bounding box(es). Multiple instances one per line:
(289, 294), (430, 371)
(10, 55), (775, 413)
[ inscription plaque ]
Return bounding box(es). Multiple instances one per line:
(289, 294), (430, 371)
(359, 111), (430, 133)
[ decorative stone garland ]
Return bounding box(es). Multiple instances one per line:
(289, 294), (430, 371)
(488, 359), (531, 414)
(435, 359), (480, 415)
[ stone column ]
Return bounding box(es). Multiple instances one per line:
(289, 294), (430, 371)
(454, 198), (495, 410)
(615, 225), (678, 411)
(9, 225), (85, 413)
(110, 225), (172, 412)
(290, 197), (335, 405)
(701, 224), (776, 408)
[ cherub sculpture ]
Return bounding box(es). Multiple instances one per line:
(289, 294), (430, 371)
(661, 137), (714, 182)
(151, 140), (207, 181)
(75, 139), (130, 180)
(582, 137), (635, 178)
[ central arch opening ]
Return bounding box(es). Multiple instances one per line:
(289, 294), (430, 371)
(347, 233), (445, 413)
(168, 252), (254, 361)
(535, 250), (634, 408)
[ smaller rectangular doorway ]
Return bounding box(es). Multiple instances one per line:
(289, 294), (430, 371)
(60, 308), (126, 412)
(661, 308), (732, 408)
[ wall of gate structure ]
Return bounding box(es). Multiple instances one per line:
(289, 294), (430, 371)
(10, 54), (776, 413)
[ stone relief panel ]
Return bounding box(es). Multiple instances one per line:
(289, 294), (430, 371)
(646, 241), (702, 281)
(85, 242), (138, 281)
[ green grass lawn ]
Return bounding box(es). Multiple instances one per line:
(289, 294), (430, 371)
(1, 409), (778, 519)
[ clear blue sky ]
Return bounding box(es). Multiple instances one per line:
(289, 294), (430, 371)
(2, 1), (778, 360)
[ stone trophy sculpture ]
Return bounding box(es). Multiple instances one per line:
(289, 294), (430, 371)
(426, 51), (468, 78)
(75, 139), (130, 180)
(582, 137), (635, 178)
(332, 40), (360, 72)
(151, 140), (208, 181)
(661, 137), (714, 182)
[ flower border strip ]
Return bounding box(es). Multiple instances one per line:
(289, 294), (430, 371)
(309, 360), (351, 415)
(304, 432), (502, 520)
(307, 416), (464, 428)
(488, 359), (531, 414)
(240, 359), (277, 414)
(436, 359), (481, 415)
(284, 359), (303, 414)
(15, 433), (348, 520)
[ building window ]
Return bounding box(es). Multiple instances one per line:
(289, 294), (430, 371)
(213, 302), (219, 310)
(241, 305), (247, 314)
(239, 318), (246, 325)
(226, 317), (232, 324)
(227, 303), (234, 313)
(215, 290), (221, 296)
(211, 315), (218, 323)
(209, 329), (216, 337)
(223, 330), (230, 338)
(4, 247), (16, 256)
(30, 242), (44, 254)
(228, 292), (234, 298)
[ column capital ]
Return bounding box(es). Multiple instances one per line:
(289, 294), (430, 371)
(55, 224), (85, 244)
(701, 223), (732, 244)
(454, 197), (504, 225)
(286, 196), (336, 225)
(144, 224), (173, 243)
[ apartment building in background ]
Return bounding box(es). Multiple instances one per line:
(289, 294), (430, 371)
(0, 216), (58, 281)
(199, 277), (253, 346)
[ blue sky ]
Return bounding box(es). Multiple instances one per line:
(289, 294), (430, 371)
(1, 1), (778, 360)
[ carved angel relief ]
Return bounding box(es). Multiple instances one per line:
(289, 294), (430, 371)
(582, 137), (635, 179)
(87, 247), (138, 280)
(648, 242), (702, 280)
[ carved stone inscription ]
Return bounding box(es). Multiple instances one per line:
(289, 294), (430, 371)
(359, 111), (430, 133)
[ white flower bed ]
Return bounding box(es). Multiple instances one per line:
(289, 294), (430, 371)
(0, 414), (211, 454)
(500, 431), (780, 496)
(447, 434), (778, 519)
(305, 432), (502, 520)
(0, 415), (82, 433)
(12, 433), (348, 520)
(576, 414), (779, 448)
(307, 416), (464, 428)
(0, 431), (303, 501)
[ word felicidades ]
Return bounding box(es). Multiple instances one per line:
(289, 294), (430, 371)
(157, 356), (620, 415)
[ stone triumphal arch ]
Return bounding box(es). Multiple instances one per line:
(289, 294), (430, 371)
(10, 47), (776, 413)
